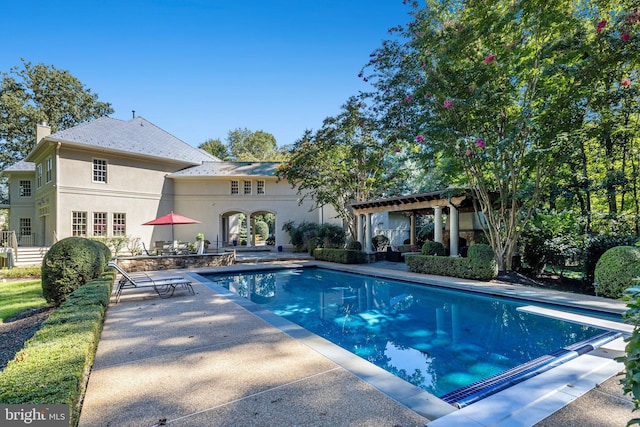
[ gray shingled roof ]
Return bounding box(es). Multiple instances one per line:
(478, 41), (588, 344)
(42, 117), (219, 164)
(169, 161), (281, 177)
(2, 160), (35, 173)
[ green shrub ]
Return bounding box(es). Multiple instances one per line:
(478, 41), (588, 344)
(406, 243), (498, 280)
(421, 240), (446, 256)
(346, 241), (362, 251)
(313, 248), (364, 264)
(594, 246), (640, 299)
(372, 234), (390, 251)
(317, 223), (346, 248)
(254, 220), (269, 241)
(467, 244), (499, 280)
(617, 286), (640, 414)
(0, 274), (112, 426)
(584, 234), (638, 285)
(41, 237), (111, 306)
(0, 266), (41, 279)
(308, 236), (322, 255)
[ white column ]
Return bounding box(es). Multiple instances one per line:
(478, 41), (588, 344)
(246, 214), (252, 247)
(409, 213), (416, 245)
(449, 204), (459, 256)
(434, 206), (443, 243)
(365, 213), (373, 252)
(356, 214), (363, 247)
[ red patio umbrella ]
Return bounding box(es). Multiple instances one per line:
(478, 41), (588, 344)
(143, 211), (201, 242)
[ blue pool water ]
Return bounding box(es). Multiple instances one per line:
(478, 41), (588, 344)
(202, 268), (616, 403)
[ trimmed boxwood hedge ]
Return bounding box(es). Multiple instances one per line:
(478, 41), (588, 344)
(0, 273), (113, 427)
(313, 248), (364, 264)
(421, 240), (446, 256)
(406, 243), (498, 280)
(594, 245), (640, 299)
(42, 237), (111, 306)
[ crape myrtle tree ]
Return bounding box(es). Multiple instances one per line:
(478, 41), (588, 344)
(574, 2), (640, 234)
(276, 97), (400, 239)
(362, 0), (636, 271)
(0, 59), (113, 171)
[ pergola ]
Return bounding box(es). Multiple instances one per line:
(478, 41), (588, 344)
(351, 189), (478, 256)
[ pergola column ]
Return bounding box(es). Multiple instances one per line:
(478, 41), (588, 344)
(434, 206), (443, 244)
(409, 212), (416, 245)
(357, 214), (364, 247)
(448, 204), (459, 256)
(365, 213), (373, 252)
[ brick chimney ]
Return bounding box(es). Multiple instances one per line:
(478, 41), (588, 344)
(36, 121), (51, 143)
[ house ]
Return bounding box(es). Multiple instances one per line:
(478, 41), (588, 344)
(1, 117), (338, 259)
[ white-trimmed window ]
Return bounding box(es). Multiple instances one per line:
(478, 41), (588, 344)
(230, 180), (239, 195)
(19, 218), (32, 237)
(93, 212), (107, 237)
(113, 213), (126, 237)
(19, 180), (32, 197)
(72, 211), (87, 236)
(46, 157), (53, 183)
(257, 180), (265, 195)
(93, 159), (107, 183)
(37, 164), (42, 188)
(243, 180), (252, 195)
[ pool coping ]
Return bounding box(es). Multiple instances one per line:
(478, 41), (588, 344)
(188, 260), (630, 425)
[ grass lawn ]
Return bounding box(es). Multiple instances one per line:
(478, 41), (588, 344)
(0, 280), (49, 323)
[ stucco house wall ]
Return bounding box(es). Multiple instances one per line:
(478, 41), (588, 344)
(2, 117), (341, 251)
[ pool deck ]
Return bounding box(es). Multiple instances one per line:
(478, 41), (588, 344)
(78, 252), (635, 426)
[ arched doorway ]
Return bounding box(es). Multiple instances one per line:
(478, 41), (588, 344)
(248, 210), (276, 247)
(220, 210), (246, 247)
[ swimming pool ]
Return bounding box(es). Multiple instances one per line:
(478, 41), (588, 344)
(201, 267), (620, 406)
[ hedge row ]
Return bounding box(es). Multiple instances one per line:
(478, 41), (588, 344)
(0, 273), (113, 426)
(313, 248), (365, 264)
(405, 244), (498, 280)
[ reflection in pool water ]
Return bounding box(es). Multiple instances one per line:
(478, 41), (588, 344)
(202, 267), (615, 402)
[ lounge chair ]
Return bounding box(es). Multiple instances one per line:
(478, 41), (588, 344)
(107, 261), (194, 303)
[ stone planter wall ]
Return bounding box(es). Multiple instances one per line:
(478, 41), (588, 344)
(115, 252), (235, 272)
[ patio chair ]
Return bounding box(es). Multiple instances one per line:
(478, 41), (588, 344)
(107, 261), (194, 303)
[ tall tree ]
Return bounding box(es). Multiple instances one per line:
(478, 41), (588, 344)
(198, 138), (229, 160)
(0, 59), (113, 171)
(277, 98), (396, 237)
(226, 128), (284, 161)
(363, 0), (594, 270)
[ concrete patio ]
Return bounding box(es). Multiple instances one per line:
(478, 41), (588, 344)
(78, 255), (635, 426)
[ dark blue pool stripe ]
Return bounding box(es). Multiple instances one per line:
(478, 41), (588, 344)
(440, 330), (622, 408)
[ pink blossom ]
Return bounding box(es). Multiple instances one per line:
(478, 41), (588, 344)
(424, 93), (432, 99)
(465, 148), (472, 156)
(596, 19), (607, 33)
(404, 95), (413, 103)
(394, 148), (401, 153)
(483, 53), (495, 64)
(415, 135), (425, 143)
(476, 138), (486, 149)
(414, 78), (420, 84)
(622, 78), (631, 87)
(443, 99), (454, 109)
(621, 32), (631, 41)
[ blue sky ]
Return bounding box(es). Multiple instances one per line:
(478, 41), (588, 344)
(1, 0), (412, 148)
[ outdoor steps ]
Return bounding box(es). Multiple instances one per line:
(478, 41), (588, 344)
(15, 246), (49, 267)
